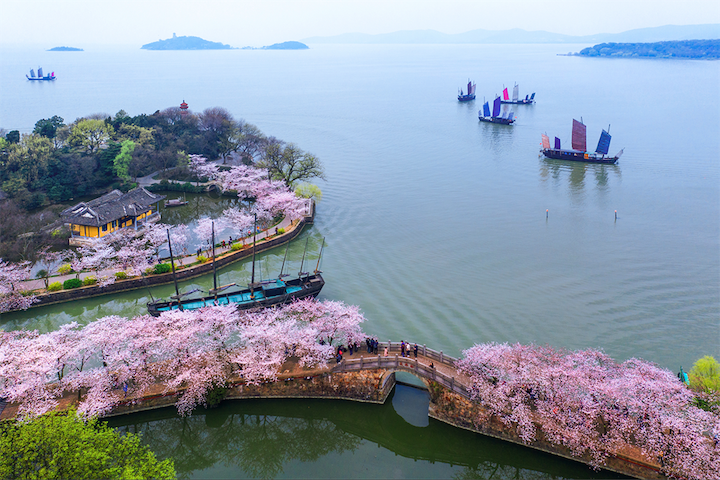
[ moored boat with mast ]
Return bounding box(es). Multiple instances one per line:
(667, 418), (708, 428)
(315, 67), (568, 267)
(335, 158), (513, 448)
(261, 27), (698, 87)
(540, 119), (623, 164)
(478, 96), (515, 125)
(146, 220), (325, 316)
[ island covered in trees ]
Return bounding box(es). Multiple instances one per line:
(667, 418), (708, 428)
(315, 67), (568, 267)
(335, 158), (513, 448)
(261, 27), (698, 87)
(48, 46), (83, 52)
(0, 106), (324, 263)
(574, 39), (720, 59)
(141, 34), (234, 50)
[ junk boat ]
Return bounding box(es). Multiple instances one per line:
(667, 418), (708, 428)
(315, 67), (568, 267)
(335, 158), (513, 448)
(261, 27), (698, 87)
(26, 67), (56, 81)
(147, 220), (324, 316)
(478, 96), (515, 125)
(501, 84), (534, 104)
(458, 79), (476, 102)
(541, 119), (623, 164)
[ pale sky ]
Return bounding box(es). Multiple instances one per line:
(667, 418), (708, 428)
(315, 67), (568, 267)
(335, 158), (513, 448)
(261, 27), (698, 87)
(1, 0), (719, 47)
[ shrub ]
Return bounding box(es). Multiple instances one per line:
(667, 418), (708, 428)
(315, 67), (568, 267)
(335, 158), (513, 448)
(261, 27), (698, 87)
(204, 383), (228, 409)
(144, 267), (155, 276)
(48, 282), (62, 292)
(63, 278), (83, 289)
(277, 227), (285, 235)
(82, 276), (97, 286)
(153, 263), (172, 274)
(57, 264), (73, 275)
(115, 271), (128, 280)
(689, 356), (720, 394)
(197, 255), (208, 263)
(230, 243), (244, 251)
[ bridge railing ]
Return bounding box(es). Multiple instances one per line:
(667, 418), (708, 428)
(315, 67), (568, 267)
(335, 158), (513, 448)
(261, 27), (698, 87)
(376, 341), (459, 368)
(333, 348), (471, 399)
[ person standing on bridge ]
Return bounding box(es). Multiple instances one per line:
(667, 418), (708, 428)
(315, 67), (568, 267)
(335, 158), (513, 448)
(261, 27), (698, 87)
(384, 346), (388, 356)
(413, 344), (418, 358)
(401, 341), (406, 357)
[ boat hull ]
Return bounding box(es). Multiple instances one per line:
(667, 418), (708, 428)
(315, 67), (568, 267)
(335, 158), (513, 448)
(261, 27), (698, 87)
(26, 75), (56, 81)
(541, 148), (618, 164)
(458, 94), (476, 102)
(164, 201), (188, 207)
(479, 116), (514, 125)
(501, 99), (533, 105)
(147, 274), (325, 316)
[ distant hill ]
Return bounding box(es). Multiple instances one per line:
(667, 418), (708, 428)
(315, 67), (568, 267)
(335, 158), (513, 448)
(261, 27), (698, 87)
(141, 34), (234, 50)
(576, 40), (720, 59)
(48, 46), (83, 51)
(241, 41), (309, 50)
(263, 41), (308, 50)
(302, 24), (720, 45)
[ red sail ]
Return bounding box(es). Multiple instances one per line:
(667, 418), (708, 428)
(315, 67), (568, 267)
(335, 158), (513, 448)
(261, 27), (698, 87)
(503, 88), (509, 101)
(541, 134), (550, 149)
(571, 119), (587, 152)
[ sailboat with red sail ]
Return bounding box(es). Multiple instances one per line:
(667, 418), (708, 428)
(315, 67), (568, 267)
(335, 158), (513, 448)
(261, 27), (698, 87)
(458, 79), (476, 102)
(478, 96), (515, 125)
(501, 84), (535, 104)
(541, 119), (623, 164)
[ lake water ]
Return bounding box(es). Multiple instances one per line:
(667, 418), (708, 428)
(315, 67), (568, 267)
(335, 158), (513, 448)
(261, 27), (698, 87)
(1, 43), (718, 478)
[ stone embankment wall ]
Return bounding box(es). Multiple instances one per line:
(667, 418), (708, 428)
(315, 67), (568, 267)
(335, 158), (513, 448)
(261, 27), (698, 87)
(104, 368), (392, 418)
(427, 383), (665, 480)
(29, 212), (313, 309)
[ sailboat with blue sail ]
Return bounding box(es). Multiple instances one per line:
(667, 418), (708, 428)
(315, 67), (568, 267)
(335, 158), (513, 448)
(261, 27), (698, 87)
(478, 96), (515, 125)
(541, 119), (623, 164)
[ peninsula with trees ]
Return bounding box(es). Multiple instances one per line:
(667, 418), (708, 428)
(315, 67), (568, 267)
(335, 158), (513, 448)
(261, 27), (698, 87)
(574, 39), (720, 59)
(141, 33), (234, 50)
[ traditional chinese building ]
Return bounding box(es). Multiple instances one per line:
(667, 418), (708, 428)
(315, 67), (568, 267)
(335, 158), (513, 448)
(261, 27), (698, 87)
(62, 187), (165, 245)
(180, 100), (188, 115)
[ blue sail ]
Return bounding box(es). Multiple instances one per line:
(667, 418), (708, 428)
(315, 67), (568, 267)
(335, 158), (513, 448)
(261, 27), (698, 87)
(554, 137), (561, 149)
(596, 129), (611, 155)
(483, 101), (491, 117)
(492, 96), (501, 117)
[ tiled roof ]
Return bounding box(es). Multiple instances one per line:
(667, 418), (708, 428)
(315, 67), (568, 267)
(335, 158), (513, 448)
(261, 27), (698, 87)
(61, 187), (166, 227)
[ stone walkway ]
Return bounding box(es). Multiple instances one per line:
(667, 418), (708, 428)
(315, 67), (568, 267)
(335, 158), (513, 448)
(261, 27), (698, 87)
(20, 216), (294, 292)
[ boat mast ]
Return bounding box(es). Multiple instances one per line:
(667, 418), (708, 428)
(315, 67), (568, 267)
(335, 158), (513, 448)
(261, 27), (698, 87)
(167, 229), (182, 310)
(250, 213), (257, 298)
(211, 221), (218, 298)
(314, 237), (325, 274)
(298, 237), (309, 278)
(279, 241), (290, 278)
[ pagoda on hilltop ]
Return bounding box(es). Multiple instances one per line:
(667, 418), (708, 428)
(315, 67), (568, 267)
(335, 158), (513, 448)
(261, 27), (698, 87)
(180, 100), (189, 115)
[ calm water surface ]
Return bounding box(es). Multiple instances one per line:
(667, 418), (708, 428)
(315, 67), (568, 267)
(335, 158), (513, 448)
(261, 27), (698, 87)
(1, 43), (718, 478)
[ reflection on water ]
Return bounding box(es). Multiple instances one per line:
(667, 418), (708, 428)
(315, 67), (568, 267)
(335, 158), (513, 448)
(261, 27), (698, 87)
(539, 158), (621, 194)
(108, 386), (622, 479)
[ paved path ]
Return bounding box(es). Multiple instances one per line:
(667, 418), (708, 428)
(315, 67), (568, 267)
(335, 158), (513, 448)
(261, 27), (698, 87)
(20, 215), (294, 292)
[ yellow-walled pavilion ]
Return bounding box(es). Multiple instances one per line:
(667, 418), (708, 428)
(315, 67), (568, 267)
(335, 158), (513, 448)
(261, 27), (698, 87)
(61, 187), (166, 244)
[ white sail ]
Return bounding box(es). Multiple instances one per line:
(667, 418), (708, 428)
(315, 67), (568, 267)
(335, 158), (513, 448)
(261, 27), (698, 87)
(512, 84), (519, 103)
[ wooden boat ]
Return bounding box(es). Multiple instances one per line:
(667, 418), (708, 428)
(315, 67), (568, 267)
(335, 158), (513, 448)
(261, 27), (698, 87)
(147, 220), (325, 316)
(458, 80), (476, 102)
(478, 96), (515, 125)
(541, 119), (623, 164)
(165, 197), (188, 207)
(26, 67), (56, 81)
(501, 84), (534, 104)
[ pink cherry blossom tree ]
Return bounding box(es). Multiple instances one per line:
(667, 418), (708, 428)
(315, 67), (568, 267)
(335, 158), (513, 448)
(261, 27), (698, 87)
(0, 259), (37, 312)
(457, 343), (720, 479)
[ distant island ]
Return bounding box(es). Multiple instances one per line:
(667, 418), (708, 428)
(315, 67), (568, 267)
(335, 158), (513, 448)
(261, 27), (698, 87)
(48, 46), (83, 52)
(141, 33), (234, 50)
(574, 39), (720, 59)
(242, 41), (309, 50)
(301, 24), (719, 45)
